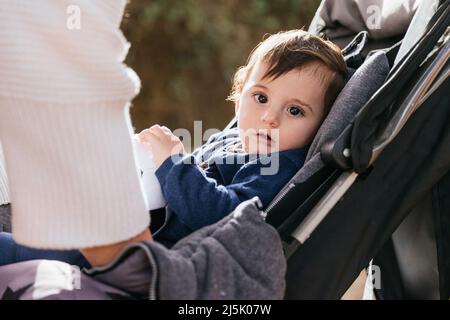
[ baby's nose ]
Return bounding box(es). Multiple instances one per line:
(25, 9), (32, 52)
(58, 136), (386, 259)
(261, 110), (279, 127)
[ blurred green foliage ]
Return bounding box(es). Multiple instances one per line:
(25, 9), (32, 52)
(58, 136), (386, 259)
(122, 0), (320, 149)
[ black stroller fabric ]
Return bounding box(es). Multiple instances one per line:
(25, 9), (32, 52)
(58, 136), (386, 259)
(285, 76), (449, 299)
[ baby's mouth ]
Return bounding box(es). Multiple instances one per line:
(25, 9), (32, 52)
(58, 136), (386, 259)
(257, 132), (273, 143)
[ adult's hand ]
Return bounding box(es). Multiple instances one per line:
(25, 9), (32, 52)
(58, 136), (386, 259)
(81, 228), (152, 267)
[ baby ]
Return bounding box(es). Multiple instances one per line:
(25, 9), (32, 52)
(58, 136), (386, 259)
(0, 29), (347, 267)
(138, 29), (347, 246)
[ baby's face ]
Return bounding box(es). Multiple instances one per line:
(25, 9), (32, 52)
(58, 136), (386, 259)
(235, 60), (328, 154)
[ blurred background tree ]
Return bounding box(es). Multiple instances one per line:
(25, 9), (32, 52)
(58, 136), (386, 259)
(122, 0), (321, 150)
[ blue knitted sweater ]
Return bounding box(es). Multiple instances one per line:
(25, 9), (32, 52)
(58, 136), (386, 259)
(154, 127), (308, 245)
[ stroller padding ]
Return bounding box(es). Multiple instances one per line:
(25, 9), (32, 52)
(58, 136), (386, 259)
(306, 52), (390, 163)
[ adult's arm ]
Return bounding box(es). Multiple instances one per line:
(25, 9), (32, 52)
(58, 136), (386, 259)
(0, 142), (11, 232)
(0, 142), (9, 207)
(89, 198), (287, 299)
(0, 198), (286, 300)
(0, 0), (149, 249)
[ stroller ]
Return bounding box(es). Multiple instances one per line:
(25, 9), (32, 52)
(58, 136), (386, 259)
(244, 0), (449, 299)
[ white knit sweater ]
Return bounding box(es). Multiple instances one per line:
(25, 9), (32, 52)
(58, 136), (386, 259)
(0, 0), (150, 249)
(0, 142), (9, 206)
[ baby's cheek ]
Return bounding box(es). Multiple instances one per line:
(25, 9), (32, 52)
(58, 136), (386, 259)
(284, 129), (309, 149)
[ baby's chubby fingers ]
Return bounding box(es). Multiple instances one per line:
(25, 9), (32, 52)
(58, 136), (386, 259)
(159, 126), (172, 133)
(150, 125), (174, 138)
(146, 124), (173, 139)
(136, 125), (185, 169)
(137, 125), (178, 148)
(148, 124), (162, 131)
(137, 128), (158, 145)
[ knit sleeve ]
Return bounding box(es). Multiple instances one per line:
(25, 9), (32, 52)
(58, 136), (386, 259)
(0, 0), (140, 103)
(0, 0), (149, 249)
(0, 142), (9, 206)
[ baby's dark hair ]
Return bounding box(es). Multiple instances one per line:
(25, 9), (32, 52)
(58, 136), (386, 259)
(228, 29), (347, 116)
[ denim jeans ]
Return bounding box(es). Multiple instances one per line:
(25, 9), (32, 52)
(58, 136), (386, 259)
(0, 232), (90, 268)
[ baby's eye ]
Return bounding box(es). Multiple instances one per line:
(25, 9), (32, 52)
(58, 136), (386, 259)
(253, 93), (268, 104)
(287, 106), (305, 117)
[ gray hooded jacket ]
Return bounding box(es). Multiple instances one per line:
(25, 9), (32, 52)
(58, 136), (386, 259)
(0, 197), (286, 300)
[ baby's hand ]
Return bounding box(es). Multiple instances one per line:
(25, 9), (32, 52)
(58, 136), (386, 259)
(138, 125), (186, 168)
